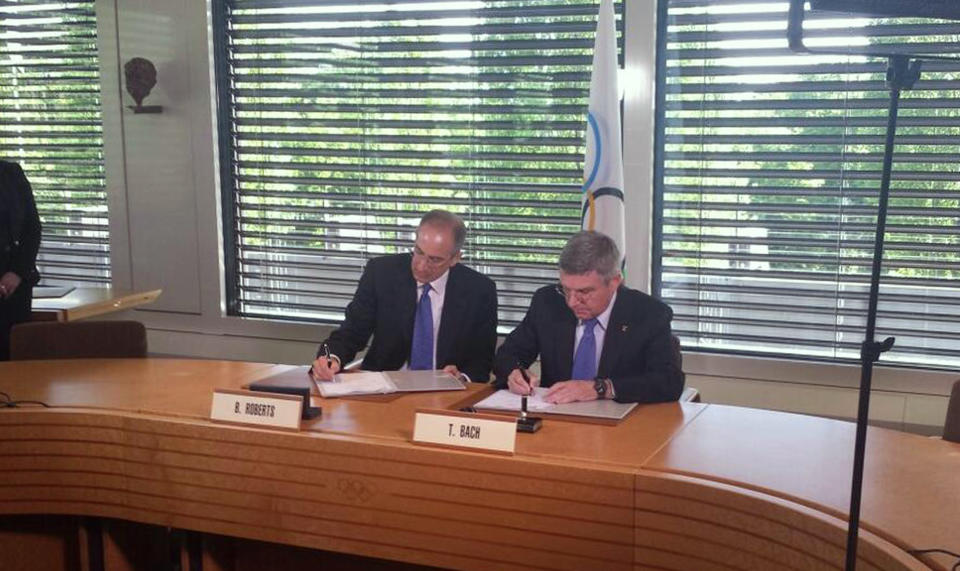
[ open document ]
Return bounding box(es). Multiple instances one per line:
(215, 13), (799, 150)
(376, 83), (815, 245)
(315, 370), (465, 398)
(474, 389), (637, 421)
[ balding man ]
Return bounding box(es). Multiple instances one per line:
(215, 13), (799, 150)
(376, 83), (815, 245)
(312, 210), (498, 383)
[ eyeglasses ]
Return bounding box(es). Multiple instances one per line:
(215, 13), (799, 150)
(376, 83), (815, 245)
(412, 245), (452, 267)
(554, 283), (597, 302)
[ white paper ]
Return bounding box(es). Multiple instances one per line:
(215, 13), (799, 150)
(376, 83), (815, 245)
(316, 371), (397, 397)
(473, 388), (639, 420)
(472, 389), (555, 412)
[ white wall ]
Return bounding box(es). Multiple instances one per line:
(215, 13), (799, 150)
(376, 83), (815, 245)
(96, 0), (335, 366)
(93, 0), (956, 433)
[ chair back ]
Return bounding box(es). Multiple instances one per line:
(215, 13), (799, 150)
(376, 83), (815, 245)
(671, 334), (684, 374)
(944, 380), (960, 443)
(671, 334), (696, 401)
(10, 321), (147, 360)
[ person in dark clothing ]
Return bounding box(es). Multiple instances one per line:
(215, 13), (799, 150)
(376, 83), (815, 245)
(311, 210), (498, 383)
(493, 231), (683, 404)
(0, 161), (42, 361)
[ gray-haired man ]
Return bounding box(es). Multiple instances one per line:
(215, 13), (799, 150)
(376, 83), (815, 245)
(313, 210), (498, 383)
(493, 231), (683, 403)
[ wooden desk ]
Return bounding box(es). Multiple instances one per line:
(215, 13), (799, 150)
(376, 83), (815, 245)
(643, 405), (960, 570)
(0, 360), (956, 571)
(31, 287), (162, 322)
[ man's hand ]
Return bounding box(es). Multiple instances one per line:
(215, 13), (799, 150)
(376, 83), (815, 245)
(544, 380), (597, 404)
(442, 364), (464, 381)
(506, 368), (539, 395)
(0, 272), (22, 299)
(310, 356), (341, 381)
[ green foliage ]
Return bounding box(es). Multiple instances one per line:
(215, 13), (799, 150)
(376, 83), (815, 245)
(0, 2), (110, 285)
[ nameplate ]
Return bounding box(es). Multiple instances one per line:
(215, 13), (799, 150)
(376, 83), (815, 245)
(210, 389), (302, 430)
(412, 409), (516, 455)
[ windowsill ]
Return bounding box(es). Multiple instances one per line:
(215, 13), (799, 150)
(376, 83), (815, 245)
(126, 300), (958, 398)
(685, 351), (956, 397)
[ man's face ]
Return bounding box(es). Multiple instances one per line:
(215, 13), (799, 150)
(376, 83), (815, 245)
(558, 270), (621, 321)
(411, 223), (460, 283)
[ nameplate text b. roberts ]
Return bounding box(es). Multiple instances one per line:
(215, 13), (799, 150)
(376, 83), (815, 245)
(413, 409), (516, 454)
(211, 389), (302, 430)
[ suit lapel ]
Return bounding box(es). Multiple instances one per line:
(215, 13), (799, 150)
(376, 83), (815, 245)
(597, 290), (626, 378)
(436, 266), (464, 364)
(399, 259), (418, 351)
(557, 305), (577, 380)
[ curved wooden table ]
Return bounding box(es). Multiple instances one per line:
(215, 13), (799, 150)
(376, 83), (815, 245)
(0, 359), (956, 570)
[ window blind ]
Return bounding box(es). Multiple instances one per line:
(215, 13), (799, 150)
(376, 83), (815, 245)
(0, 0), (110, 285)
(655, 0), (960, 368)
(214, 0), (622, 329)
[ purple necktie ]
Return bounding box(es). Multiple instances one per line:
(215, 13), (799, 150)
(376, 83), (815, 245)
(570, 318), (598, 380)
(409, 283), (433, 370)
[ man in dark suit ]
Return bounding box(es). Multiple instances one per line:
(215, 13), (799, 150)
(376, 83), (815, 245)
(311, 210), (498, 382)
(494, 231), (683, 403)
(0, 161), (42, 361)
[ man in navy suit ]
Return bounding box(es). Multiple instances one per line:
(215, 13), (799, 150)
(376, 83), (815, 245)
(0, 161), (42, 361)
(494, 231), (683, 404)
(311, 210), (498, 383)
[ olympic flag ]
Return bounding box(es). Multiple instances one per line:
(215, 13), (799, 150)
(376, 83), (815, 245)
(580, 0), (625, 268)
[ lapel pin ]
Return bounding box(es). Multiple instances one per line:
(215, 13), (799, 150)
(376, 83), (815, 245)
(621, 325), (629, 333)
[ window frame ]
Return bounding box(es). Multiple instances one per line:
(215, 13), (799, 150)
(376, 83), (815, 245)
(651, 0), (960, 371)
(211, 0), (625, 330)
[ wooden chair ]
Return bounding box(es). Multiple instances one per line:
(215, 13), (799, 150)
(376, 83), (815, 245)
(943, 379), (960, 443)
(9, 320), (147, 360)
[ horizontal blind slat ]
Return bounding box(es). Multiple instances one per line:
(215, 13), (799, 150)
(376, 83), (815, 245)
(0, 0), (110, 287)
(656, 0), (960, 368)
(218, 0), (624, 329)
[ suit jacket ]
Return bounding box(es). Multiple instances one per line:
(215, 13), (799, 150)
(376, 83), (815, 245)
(322, 253), (498, 382)
(0, 161), (42, 283)
(493, 285), (684, 403)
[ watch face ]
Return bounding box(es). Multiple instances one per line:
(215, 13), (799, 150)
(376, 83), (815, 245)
(594, 378), (606, 397)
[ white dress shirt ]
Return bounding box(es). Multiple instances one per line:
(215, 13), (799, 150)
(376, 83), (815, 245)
(572, 290), (617, 376)
(403, 268), (449, 370)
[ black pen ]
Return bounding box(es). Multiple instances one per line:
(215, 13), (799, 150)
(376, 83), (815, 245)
(315, 343), (337, 382)
(520, 395), (528, 419)
(322, 343), (332, 368)
(517, 363), (534, 396)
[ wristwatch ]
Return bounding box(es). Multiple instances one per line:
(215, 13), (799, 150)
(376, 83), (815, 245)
(594, 377), (607, 400)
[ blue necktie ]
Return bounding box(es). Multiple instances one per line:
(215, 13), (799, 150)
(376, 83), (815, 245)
(570, 318), (598, 380)
(409, 283), (433, 370)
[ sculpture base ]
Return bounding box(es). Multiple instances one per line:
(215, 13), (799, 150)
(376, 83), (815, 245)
(128, 105), (163, 114)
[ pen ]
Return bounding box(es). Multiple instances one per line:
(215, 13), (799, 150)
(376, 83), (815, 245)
(314, 343), (338, 382)
(520, 395), (528, 419)
(322, 343), (332, 368)
(518, 364), (534, 396)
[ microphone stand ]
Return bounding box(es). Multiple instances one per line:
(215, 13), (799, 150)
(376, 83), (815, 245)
(843, 54), (920, 570)
(787, 0), (960, 571)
